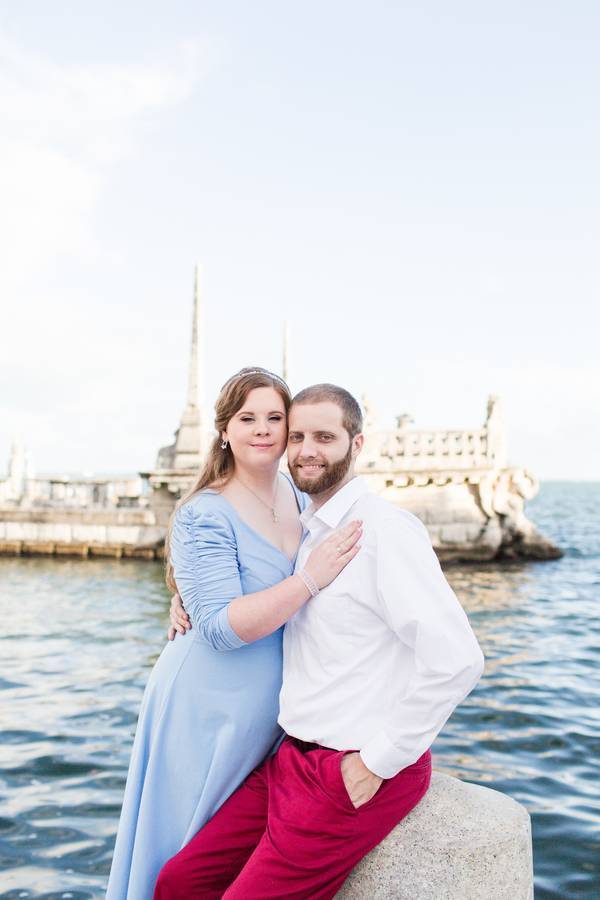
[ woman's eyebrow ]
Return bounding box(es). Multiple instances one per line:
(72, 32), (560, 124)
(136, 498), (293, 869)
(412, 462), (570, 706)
(236, 409), (285, 415)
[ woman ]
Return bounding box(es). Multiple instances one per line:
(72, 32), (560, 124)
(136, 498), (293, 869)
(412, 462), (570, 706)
(107, 367), (361, 900)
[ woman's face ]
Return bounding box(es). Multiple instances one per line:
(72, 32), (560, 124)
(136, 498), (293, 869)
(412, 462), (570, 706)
(223, 386), (288, 473)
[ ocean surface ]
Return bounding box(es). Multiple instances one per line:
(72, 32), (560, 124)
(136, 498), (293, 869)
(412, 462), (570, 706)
(0, 482), (598, 898)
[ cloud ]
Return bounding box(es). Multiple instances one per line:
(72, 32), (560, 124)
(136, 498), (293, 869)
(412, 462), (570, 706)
(0, 33), (212, 471)
(0, 34), (206, 289)
(0, 35), (203, 148)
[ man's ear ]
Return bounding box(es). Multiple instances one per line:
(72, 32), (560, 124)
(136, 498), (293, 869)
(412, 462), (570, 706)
(352, 433), (364, 458)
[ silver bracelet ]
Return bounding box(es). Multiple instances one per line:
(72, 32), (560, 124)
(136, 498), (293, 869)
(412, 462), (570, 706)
(297, 568), (319, 598)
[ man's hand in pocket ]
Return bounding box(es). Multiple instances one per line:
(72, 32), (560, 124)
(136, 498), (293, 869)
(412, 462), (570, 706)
(340, 752), (383, 809)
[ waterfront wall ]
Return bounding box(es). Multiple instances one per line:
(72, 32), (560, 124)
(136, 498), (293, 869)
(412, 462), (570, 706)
(0, 468), (561, 562)
(0, 508), (163, 559)
(338, 772), (534, 899)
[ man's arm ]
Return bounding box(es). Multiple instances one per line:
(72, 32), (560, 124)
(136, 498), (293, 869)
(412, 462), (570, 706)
(167, 593), (192, 641)
(360, 510), (484, 779)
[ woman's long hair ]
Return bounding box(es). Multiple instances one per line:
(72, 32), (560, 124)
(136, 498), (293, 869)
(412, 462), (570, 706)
(164, 366), (292, 592)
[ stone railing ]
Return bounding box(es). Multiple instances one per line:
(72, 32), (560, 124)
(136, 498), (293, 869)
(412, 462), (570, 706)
(372, 427), (490, 472)
(338, 772), (533, 899)
(360, 396), (508, 475)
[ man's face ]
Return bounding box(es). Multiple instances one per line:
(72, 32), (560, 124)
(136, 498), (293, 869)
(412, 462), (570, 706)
(287, 401), (359, 495)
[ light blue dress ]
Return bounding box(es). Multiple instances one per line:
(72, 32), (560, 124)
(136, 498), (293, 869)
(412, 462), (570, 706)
(106, 485), (303, 900)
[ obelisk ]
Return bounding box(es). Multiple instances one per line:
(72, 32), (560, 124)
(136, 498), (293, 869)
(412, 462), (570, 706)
(172, 265), (205, 468)
(282, 321), (291, 386)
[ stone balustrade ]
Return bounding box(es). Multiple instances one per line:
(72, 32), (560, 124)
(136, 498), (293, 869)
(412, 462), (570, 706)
(360, 395), (508, 474)
(376, 427), (490, 471)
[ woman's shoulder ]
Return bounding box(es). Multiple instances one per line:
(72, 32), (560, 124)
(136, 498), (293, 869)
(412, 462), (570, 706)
(176, 489), (236, 530)
(171, 492), (240, 561)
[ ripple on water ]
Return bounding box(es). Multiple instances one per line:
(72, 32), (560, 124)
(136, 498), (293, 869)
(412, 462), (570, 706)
(1, 891), (96, 900)
(4, 756), (108, 781)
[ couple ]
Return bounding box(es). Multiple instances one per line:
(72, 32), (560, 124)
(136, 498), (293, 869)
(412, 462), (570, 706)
(107, 367), (484, 899)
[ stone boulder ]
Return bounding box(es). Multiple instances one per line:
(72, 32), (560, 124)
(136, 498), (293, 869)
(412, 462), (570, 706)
(337, 773), (533, 899)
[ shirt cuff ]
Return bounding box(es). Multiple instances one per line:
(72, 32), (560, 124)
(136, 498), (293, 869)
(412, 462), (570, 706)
(360, 730), (420, 779)
(217, 605), (248, 651)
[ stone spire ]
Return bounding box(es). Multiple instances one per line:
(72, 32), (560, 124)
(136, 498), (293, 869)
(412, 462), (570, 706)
(485, 395), (508, 469)
(7, 436), (27, 501)
(282, 321), (290, 385)
(170, 265), (205, 469)
(185, 265), (202, 414)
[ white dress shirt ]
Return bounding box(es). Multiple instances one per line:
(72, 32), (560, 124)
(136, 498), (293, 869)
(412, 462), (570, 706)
(278, 476), (485, 778)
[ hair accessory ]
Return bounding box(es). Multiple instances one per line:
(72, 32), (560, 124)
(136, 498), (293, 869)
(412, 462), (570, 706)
(297, 568), (319, 598)
(222, 368), (290, 390)
(221, 439), (228, 450)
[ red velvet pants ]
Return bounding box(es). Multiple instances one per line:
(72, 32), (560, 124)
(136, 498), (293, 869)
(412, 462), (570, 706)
(154, 737), (431, 900)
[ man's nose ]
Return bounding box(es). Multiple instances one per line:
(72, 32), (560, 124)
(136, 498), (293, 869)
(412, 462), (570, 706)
(297, 439), (318, 457)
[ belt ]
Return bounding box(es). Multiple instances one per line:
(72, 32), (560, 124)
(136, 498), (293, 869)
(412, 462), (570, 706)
(291, 737), (329, 753)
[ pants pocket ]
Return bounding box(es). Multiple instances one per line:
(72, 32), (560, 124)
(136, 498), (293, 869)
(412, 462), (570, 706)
(334, 750), (365, 812)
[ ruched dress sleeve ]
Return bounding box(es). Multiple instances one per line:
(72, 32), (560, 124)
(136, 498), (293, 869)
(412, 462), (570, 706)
(170, 501), (248, 652)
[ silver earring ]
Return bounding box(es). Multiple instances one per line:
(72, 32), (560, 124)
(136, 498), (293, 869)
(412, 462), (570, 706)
(221, 439), (228, 450)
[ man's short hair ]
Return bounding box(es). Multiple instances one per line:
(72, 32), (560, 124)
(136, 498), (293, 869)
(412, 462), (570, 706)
(291, 384), (363, 438)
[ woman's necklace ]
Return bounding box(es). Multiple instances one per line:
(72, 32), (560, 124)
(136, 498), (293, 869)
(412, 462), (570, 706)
(235, 475), (280, 523)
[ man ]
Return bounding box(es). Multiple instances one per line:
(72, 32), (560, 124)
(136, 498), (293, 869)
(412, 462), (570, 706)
(158, 384), (484, 899)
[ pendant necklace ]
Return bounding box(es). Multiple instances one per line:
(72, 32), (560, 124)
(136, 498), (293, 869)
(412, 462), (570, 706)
(235, 475), (280, 523)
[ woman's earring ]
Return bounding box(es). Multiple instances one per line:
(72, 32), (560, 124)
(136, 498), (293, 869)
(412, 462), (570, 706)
(221, 439), (228, 450)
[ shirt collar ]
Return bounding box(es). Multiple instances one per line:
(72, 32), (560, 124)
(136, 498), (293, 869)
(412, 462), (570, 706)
(300, 476), (369, 531)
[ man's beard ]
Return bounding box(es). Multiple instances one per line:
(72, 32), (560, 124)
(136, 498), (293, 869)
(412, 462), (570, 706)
(290, 443), (353, 495)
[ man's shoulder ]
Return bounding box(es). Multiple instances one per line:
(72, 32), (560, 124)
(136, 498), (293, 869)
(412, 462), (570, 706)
(356, 491), (428, 537)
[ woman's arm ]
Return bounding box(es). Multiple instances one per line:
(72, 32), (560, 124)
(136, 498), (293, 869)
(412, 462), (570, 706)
(169, 504), (361, 650)
(168, 577), (312, 643)
(227, 520), (360, 642)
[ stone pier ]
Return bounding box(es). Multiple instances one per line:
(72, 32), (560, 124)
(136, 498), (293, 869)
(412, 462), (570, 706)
(338, 773), (534, 899)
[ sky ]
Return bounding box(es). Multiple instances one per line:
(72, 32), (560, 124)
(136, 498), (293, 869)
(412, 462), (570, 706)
(1, 1), (598, 480)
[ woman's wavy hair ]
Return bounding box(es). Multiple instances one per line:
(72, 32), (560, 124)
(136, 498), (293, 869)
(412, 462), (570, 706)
(164, 366), (292, 592)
